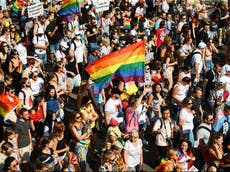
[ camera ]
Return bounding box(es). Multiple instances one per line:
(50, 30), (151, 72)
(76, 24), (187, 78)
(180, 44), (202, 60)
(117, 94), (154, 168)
(166, 137), (173, 148)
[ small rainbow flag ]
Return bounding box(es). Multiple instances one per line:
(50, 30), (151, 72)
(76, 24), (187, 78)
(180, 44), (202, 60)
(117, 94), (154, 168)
(86, 41), (146, 94)
(123, 18), (131, 30)
(12, 0), (25, 17)
(59, 0), (80, 22)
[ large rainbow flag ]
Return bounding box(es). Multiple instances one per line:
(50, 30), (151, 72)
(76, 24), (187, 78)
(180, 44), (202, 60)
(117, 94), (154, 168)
(86, 41), (146, 94)
(59, 0), (80, 22)
(12, 0), (26, 17)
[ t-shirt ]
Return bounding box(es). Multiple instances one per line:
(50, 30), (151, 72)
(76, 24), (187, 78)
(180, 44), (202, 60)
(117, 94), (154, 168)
(125, 107), (139, 133)
(105, 98), (123, 123)
(191, 49), (203, 75)
(15, 120), (31, 148)
(220, 76), (230, 93)
(179, 109), (194, 132)
(124, 139), (143, 167)
(155, 28), (166, 48)
(153, 119), (173, 146)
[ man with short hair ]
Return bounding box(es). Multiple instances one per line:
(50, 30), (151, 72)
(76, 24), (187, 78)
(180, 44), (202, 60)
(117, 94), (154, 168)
(191, 42), (206, 85)
(15, 108), (32, 171)
(196, 112), (213, 145)
(152, 106), (174, 160)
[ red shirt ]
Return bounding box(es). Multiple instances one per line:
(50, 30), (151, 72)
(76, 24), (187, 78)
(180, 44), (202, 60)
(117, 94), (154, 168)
(29, 107), (43, 122)
(156, 28), (166, 48)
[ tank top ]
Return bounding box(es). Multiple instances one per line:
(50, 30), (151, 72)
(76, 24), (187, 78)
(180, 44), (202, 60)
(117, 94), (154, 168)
(66, 58), (77, 78)
(56, 137), (66, 156)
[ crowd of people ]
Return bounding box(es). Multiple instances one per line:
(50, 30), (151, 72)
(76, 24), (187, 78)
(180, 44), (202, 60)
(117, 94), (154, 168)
(0, 0), (230, 171)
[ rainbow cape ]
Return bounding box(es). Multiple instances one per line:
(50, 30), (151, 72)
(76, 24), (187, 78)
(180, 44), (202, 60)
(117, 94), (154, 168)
(0, 93), (20, 119)
(12, 0), (25, 16)
(59, 0), (80, 22)
(86, 41), (146, 94)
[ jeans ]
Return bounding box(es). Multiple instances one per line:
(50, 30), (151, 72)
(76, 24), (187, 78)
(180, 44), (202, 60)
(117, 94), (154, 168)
(37, 53), (47, 64)
(183, 129), (195, 147)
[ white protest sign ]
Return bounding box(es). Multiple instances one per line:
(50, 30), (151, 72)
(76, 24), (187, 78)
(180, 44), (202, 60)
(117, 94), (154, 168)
(95, 0), (110, 13)
(27, 3), (44, 18)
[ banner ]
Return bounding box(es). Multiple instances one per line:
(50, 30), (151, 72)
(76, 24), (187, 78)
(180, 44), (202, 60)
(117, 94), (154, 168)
(27, 2), (43, 18)
(95, 0), (110, 13)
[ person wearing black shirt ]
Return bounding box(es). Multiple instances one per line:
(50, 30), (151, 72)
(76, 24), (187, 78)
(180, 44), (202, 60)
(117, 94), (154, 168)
(204, 64), (222, 105)
(65, 49), (80, 89)
(46, 12), (62, 63)
(86, 17), (99, 51)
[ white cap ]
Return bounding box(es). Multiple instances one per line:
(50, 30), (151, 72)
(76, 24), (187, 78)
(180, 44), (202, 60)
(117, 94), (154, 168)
(37, 28), (44, 34)
(74, 30), (80, 35)
(60, 41), (69, 49)
(198, 42), (206, 49)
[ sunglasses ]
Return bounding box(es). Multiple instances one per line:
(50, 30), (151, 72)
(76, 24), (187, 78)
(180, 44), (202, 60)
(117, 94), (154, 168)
(3, 45), (8, 47)
(14, 53), (18, 55)
(33, 75), (38, 78)
(76, 116), (81, 119)
(12, 162), (18, 167)
(9, 90), (15, 94)
(188, 102), (193, 105)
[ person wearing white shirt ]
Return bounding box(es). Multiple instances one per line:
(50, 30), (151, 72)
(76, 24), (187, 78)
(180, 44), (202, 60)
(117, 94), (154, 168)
(221, 58), (230, 76)
(14, 38), (27, 66)
(32, 28), (49, 64)
(191, 42), (206, 83)
(124, 129), (143, 171)
(220, 70), (230, 93)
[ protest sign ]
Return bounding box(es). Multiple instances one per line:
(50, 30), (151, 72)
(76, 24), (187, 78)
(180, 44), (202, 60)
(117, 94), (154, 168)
(27, 3), (43, 18)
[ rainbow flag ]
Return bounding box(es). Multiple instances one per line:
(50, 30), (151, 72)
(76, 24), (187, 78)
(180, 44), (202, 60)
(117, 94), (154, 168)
(59, 0), (80, 22)
(0, 93), (20, 119)
(86, 41), (146, 94)
(12, 0), (25, 17)
(123, 18), (131, 30)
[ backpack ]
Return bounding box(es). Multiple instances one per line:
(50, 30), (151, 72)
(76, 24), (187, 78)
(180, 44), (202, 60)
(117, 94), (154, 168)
(70, 38), (83, 52)
(184, 51), (201, 68)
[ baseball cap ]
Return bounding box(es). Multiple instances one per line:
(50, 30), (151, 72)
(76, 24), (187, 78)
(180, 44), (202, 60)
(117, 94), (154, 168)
(198, 42), (206, 49)
(74, 30), (81, 35)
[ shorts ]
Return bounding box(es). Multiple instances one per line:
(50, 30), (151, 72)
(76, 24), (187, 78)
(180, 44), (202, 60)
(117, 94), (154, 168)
(18, 144), (32, 163)
(49, 43), (60, 54)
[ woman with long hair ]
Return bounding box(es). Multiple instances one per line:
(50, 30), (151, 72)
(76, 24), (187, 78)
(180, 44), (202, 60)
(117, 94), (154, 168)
(51, 122), (69, 162)
(163, 43), (178, 91)
(177, 139), (195, 171)
(0, 41), (9, 64)
(178, 97), (195, 146)
(2, 49), (22, 94)
(99, 150), (117, 172)
(148, 83), (166, 120)
(69, 111), (91, 172)
(205, 132), (224, 163)
(29, 95), (46, 139)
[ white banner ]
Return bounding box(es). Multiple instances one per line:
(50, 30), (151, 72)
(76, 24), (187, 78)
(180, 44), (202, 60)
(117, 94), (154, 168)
(95, 0), (110, 13)
(27, 3), (44, 18)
